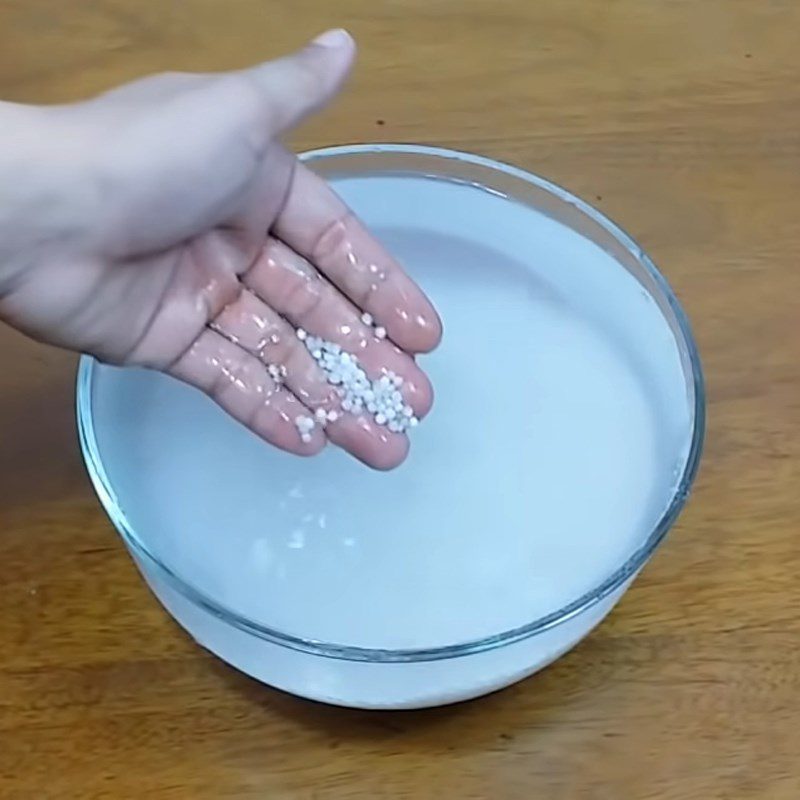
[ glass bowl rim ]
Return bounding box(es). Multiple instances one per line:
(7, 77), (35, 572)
(76, 143), (706, 664)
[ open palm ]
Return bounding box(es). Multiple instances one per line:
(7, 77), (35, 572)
(0, 31), (440, 469)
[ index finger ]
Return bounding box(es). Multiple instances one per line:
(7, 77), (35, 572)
(272, 162), (442, 353)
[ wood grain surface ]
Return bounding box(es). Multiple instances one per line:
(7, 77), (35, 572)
(1, 1), (799, 798)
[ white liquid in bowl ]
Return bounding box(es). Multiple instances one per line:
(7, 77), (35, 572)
(86, 164), (695, 707)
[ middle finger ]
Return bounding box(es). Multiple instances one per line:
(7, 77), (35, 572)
(244, 237), (434, 419)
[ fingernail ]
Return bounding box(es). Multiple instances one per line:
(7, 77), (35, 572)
(312, 28), (352, 48)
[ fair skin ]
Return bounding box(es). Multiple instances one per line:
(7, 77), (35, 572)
(0, 30), (441, 470)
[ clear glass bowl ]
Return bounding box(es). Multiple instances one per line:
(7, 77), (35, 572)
(77, 145), (705, 709)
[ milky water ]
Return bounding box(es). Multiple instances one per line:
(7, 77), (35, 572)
(91, 173), (692, 650)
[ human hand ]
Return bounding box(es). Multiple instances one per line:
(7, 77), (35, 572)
(0, 30), (441, 470)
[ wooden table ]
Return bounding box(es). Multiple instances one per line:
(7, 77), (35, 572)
(1, 1), (798, 797)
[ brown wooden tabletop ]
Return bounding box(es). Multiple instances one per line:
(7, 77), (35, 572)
(1, 1), (799, 798)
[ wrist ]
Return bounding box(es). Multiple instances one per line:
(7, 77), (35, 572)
(0, 102), (97, 294)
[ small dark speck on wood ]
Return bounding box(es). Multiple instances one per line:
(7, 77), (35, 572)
(376, 119), (386, 126)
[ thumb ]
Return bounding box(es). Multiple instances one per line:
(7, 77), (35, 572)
(245, 29), (356, 132)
